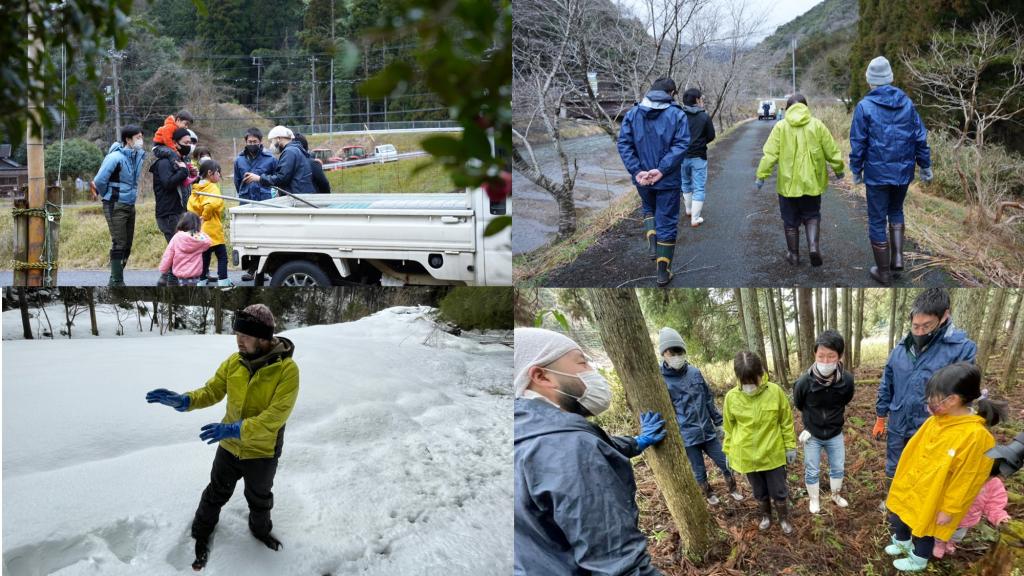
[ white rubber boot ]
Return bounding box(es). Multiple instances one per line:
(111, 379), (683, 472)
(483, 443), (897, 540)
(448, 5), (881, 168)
(691, 200), (704, 226)
(682, 192), (693, 216)
(830, 478), (848, 508)
(807, 482), (820, 514)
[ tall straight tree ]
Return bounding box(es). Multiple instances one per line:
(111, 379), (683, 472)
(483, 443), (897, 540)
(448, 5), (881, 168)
(977, 288), (1009, 373)
(889, 288), (899, 350)
(841, 288), (853, 356)
(854, 288), (865, 368)
(774, 288), (791, 373)
(958, 287), (989, 340)
(1005, 292), (1024, 389)
(586, 289), (724, 563)
(798, 288), (815, 369)
(87, 287), (98, 336)
(814, 287), (824, 336)
(18, 287), (33, 339)
(828, 287), (838, 331)
(792, 288), (807, 368)
(740, 288), (767, 363)
(764, 289), (789, 386)
(734, 289), (749, 347)
(1006, 290), (1023, 338)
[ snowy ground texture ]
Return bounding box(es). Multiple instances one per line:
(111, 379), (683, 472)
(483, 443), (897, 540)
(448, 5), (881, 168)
(2, 306), (512, 575)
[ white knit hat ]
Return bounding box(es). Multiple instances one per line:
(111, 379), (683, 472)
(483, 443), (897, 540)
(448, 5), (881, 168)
(267, 125), (294, 140)
(514, 328), (582, 397)
(866, 56), (894, 86)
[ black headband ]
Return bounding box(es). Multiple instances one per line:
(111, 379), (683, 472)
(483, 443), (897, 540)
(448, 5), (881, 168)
(233, 310), (274, 340)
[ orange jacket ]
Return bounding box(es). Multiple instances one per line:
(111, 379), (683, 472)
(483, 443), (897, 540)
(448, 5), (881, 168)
(153, 115), (178, 148)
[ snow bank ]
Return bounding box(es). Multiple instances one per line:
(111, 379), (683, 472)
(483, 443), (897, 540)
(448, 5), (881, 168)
(3, 302), (210, 341)
(2, 306), (512, 575)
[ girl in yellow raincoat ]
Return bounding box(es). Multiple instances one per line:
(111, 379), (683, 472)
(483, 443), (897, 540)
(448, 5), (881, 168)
(188, 159), (232, 288)
(884, 362), (995, 572)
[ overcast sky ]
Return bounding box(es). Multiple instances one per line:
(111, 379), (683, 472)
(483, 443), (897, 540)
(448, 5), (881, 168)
(619, 0), (829, 44)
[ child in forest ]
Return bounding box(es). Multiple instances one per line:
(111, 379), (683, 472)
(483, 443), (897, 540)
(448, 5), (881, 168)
(932, 393), (1011, 558)
(722, 350), (798, 534)
(158, 212), (211, 286)
(884, 363), (996, 572)
(187, 160), (231, 288)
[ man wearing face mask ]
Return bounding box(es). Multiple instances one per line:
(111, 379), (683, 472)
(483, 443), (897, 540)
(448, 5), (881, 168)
(241, 126), (314, 195)
(92, 125), (146, 286)
(144, 304), (299, 570)
(658, 327), (742, 505)
(514, 327), (667, 576)
(234, 127), (277, 203)
(874, 288), (977, 507)
(793, 330), (855, 514)
(151, 127), (196, 248)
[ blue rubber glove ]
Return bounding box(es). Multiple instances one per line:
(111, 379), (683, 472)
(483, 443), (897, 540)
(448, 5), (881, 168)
(146, 388), (190, 412)
(635, 411), (667, 451)
(755, 179), (764, 190)
(852, 172), (864, 185)
(199, 421), (241, 444)
(920, 166), (933, 182)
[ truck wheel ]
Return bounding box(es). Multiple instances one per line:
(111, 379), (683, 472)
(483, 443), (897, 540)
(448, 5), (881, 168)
(270, 261), (333, 287)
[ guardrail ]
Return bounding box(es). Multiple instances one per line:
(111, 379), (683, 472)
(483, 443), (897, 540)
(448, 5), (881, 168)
(320, 150), (430, 171)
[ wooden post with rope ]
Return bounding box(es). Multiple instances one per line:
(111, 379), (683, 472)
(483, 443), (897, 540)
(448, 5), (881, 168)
(25, 10), (45, 286)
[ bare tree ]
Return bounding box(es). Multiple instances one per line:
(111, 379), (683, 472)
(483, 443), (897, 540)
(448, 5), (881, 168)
(18, 287), (33, 339)
(902, 12), (1024, 225)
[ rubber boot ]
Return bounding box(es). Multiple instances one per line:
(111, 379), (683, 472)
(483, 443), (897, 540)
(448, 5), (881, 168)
(807, 482), (820, 514)
(870, 242), (892, 285)
(109, 250), (125, 287)
(893, 552), (929, 572)
(644, 216), (656, 260)
(879, 477), (892, 512)
(830, 478), (848, 508)
(691, 200), (704, 227)
(805, 218), (822, 266)
(757, 500), (772, 531)
(889, 223), (905, 276)
(726, 474), (744, 501)
(776, 499), (794, 535)
(217, 278), (235, 290)
(700, 482), (720, 505)
(784, 227), (800, 265)
(885, 534), (913, 556)
(682, 192), (693, 216)
(656, 242), (675, 287)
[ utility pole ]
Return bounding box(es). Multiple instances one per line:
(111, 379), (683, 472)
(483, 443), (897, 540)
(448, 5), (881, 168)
(310, 56), (316, 134)
(382, 42), (388, 125)
(791, 37), (797, 95)
(328, 58), (334, 142)
(109, 41), (124, 140)
(253, 56), (263, 113)
(21, 11), (45, 286)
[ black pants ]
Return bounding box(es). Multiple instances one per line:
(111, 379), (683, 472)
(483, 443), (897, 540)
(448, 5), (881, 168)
(747, 465), (788, 502)
(191, 446), (279, 540)
(103, 200), (135, 263)
(202, 244), (229, 280)
(890, 512), (934, 559)
(777, 194), (822, 228)
(156, 212), (182, 243)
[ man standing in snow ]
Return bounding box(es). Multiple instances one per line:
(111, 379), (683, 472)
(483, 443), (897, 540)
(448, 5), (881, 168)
(514, 327), (667, 575)
(145, 304), (299, 570)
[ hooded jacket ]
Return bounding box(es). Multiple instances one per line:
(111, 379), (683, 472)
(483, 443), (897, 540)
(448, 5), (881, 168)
(681, 105), (716, 160)
(159, 230), (211, 279)
(185, 337), (300, 460)
(513, 397), (660, 576)
(849, 85), (931, 186)
(150, 145), (190, 218)
(877, 322), (977, 438)
(188, 179), (226, 245)
(886, 413), (995, 541)
(616, 90), (691, 191)
(259, 140), (315, 195)
(662, 362), (722, 447)
(756, 103), (845, 198)
(722, 379), (797, 474)
(93, 142), (145, 205)
(793, 367), (855, 440)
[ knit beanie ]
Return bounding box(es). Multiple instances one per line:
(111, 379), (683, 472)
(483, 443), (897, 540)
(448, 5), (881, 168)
(658, 327), (686, 355)
(866, 56), (893, 86)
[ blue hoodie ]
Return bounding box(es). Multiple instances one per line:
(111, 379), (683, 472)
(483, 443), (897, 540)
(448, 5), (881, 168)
(93, 142), (145, 205)
(514, 397), (661, 576)
(849, 85), (931, 186)
(661, 362), (722, 447)
(617, 90), (690, 191)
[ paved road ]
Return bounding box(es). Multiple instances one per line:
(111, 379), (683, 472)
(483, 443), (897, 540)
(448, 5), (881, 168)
(543, 119), (952, 288)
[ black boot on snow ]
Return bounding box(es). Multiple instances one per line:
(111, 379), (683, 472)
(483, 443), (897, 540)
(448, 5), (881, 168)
(254, 532), (283, 551)
(192, 537), (210, 571)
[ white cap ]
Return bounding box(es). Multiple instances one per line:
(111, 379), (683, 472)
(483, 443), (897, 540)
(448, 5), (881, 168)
(514, 328), (582, 397)
(267, 125), (294, 140)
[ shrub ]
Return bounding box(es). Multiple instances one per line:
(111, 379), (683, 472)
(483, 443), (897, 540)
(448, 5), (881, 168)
(438, 287), (512, 330)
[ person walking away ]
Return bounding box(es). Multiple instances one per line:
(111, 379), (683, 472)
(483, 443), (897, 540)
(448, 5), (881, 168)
(679, 88), (716, 227)
(849, 56), (933, 285)
(616, 77), (690, 286)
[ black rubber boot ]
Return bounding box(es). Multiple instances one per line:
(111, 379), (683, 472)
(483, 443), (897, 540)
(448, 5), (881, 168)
(776, 499), (794, 535)
(700, 481), (720, 505)
(805, 218), (822, 267)
(253, 532), (282, 551)
(784, 227), (800, 265)
(656, 241), (675, 286)
(870, 242), (892, 286)
(644, 216), (656, 260)
(889, 223), (905, 275)
(192, 536), (210, 571)
(109, 249), (125, 287)
(758, 499), (772, 531)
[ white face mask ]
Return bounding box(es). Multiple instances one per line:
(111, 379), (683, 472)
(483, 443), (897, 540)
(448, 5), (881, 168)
(741, 383), (758, 395)
(131, 138), (144, 151)
(815, 362), (837, 377)
(665, 355), (687, 370)
(545, 368), (613, 416)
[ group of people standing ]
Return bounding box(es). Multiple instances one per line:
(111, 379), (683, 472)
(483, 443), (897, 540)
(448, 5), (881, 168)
(91, 111), (332, 287)
(616, 55), (932, 287)
(513, 288), (1015, 574)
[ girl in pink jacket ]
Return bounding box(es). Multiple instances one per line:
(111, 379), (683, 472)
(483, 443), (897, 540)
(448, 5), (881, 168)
(159, 212), (211, 285)
(933, 395), (1011, 558)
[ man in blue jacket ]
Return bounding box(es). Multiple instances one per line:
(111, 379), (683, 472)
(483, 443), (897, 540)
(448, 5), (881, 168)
(234, 127), (277, 202)
(849, 56), (933, 285)
(514, 327), (666, 576)
(92, 125), (146, 286)
(658, 327), (741, 505)
(873, 288), (976, 507)
(241, 126), (314, 195)
(617, 78), (690, 286)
